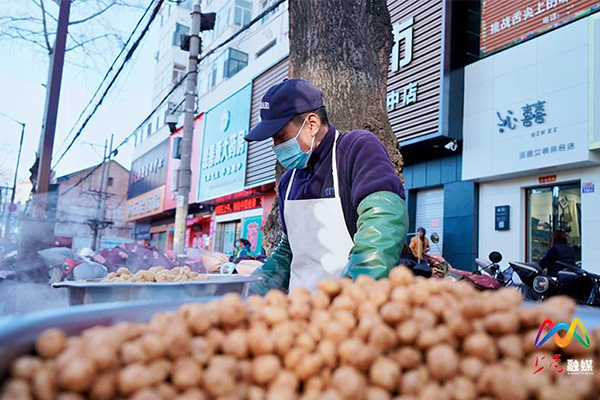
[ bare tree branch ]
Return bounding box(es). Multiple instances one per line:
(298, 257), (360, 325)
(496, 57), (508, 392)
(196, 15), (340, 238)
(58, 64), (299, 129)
(38, 0), (52, 53)
(69, 0), (116, 25)
(31, 0), (58, 22)
(66, 32), (119, 51)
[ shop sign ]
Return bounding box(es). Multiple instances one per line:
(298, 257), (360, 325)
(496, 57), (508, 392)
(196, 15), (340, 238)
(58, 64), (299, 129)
(198, 84), (252, 201)
(385, 0), (442, 142)
(128, 139), (169, 199)
(539, 175), (557, 184)
(125, 186), (165, 221)
(495, 205), (510, 231)
(242, 215), (263, 255)
(480, 0), (600, 56)
(215, 196), (262, 215)
(582, 182), (595, 193)
(386, 16), (419, 112)
(462, 19), (599, 181)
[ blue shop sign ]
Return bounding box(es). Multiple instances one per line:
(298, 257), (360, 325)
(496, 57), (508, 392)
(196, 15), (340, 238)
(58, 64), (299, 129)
(198, 84), (252, 201)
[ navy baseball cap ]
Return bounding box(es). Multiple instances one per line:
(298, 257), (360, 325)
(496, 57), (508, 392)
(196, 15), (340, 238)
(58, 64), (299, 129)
(245, 79), (323, 142)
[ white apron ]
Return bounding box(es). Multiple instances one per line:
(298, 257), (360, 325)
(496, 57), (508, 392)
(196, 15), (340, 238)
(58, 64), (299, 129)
(284, 130), (355, 291)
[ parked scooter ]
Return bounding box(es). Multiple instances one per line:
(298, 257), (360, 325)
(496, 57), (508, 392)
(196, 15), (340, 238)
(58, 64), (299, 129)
(531, 262), (600, 306)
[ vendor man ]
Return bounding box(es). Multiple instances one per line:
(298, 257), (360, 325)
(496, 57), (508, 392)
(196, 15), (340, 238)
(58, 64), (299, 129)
(246, 79), (408, 294)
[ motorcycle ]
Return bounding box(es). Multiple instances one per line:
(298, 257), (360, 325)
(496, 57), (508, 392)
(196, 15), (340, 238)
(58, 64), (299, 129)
(530, 262), (600, 306)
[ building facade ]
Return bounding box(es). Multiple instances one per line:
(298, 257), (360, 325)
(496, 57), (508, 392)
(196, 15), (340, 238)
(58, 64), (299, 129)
(463, 10), (600, 273)
(54, 161), (133, 250)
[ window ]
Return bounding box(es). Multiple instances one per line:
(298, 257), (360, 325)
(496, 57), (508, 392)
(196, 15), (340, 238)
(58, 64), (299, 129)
(108, 177), (114, 187)
(147, 122), (153, 138)
(256, 39), (276, 58)
(223, 48), (248, 78)
(172, 64), (186, 84)
(261, 0), (279, 24)
(234, 0), (252, 26)
(173, 23), (190, 47)
(156, 115), (160, 131)
(215, 3), (232, 37)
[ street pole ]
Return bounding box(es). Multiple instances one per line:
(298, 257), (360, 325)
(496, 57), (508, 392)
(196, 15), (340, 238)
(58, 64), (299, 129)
(91, 139), (108, 251)
(4, 123), (25, 236)
(35, 0), (71, 217)
(96, 134), (114, 250)
(173, 1), (201, 254)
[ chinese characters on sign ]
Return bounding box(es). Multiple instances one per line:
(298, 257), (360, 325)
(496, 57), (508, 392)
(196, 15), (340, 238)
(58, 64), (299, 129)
(125, 187), (164, 221)
(215, 197), (263, 215)
(391, 17), (413, 73)
(489, 0), (569, 36)
(533, 354), (564, 375)
(519, 142), (575, 159)
(497, 100), (547, 133)
(387, 82), (418, 112)
(202, 130), (246, 183)
(387, 16), (419, 112)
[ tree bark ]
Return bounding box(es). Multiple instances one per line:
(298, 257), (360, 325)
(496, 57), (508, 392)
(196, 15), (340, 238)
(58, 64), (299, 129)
(262, 0), (403, 255)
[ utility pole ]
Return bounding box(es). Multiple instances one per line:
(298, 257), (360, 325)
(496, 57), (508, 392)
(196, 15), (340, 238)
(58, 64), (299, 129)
(0, 110), (26, 236)
(35, 0), (71, 217)
(5, 123), (25, 236)
(96, 134), (114, 250)
(173, 2), (202, 254)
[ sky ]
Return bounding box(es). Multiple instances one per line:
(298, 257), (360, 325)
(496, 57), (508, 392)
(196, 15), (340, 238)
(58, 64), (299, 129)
(0, 0), (159, 188)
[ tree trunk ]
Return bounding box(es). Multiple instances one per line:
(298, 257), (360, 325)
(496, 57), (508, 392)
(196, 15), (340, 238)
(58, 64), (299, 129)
(263, 0), (403, 255)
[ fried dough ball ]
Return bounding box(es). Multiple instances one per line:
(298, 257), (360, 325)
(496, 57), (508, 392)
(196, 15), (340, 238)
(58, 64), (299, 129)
(58, 358), (96, 392)
(32, 368), (55, 400)
(172, 358), (202, 390)
(89, 372), (116, 400)
(483, 311), (520, 335)
(252, 355), (281, 385)
(369, 357), (400, 392)
(331, 366), (367, 400)
(203, 363), (236, 397)
(118, 364), (153, 395)
(35, 328), (67, 358)
(463, 332), (497, 362)
(427, 344), (459, 381)
(222, 329), (248, 359)
(11, 357), (43, 381)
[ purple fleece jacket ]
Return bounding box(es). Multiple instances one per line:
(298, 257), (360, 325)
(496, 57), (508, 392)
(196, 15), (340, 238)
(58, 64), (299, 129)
(278, 124), (405, 237)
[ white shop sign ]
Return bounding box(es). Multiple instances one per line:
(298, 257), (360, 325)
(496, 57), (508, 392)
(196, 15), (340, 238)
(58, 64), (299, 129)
(462, 18), (600, 181)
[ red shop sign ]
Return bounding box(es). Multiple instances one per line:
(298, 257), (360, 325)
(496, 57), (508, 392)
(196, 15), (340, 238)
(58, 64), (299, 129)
(215, 197), (263, 215)
(538, 175), (557, 184)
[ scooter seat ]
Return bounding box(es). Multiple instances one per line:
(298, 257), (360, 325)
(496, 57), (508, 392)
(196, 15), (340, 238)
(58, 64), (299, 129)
(509, 261), (542, 274)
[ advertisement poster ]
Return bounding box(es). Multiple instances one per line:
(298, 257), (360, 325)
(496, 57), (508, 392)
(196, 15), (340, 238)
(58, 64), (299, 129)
(241, 215), (263, 255)
(198, 84), (252, 201)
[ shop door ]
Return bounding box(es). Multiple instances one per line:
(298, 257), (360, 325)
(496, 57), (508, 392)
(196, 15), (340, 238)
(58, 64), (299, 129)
(527, 183), (582, 263)
(415, 188), (444, 254)
(214, 220), (242, 256)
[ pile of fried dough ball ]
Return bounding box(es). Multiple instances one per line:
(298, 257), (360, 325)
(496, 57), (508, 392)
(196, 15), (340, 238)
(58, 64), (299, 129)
(2, 266), (600, 400)
(102, 267), (209, 283)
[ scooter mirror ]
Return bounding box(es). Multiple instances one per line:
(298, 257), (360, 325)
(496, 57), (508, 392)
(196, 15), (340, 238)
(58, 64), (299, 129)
(489, 251), (502, 264)
(430, 232), (440, 244)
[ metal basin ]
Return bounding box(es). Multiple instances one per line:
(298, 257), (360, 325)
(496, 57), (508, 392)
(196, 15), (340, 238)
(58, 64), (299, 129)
(53, 274), (260, 305)
(0, 299), (202, 381)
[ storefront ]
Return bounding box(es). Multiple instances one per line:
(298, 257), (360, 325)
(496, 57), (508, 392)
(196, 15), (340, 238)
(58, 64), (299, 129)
(125, 138), (170, 249)
(463, 15), (600, 273)
(385, 0), (479, 269)
(211, 195), (264, 256)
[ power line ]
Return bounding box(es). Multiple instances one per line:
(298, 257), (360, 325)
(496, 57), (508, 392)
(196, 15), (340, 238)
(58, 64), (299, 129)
(52, 0), (165, 169)
(61, 0), (288, 196)
(54, 0), (156, 158)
